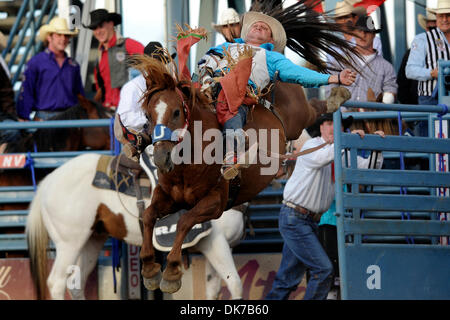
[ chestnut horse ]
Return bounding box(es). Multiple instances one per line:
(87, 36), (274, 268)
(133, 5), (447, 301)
(133, 56), (340, 293)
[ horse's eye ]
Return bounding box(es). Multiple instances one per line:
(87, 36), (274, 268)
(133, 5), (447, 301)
(173, 110), (180, 118)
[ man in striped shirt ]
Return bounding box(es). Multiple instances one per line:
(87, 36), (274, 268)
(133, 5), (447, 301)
(406, 2), (450, 135)
(406, 4), (450, 106)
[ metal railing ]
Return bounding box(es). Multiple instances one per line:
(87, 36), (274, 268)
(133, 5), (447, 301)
(334, 102), (450, 299)
(0, 118), (115, 251)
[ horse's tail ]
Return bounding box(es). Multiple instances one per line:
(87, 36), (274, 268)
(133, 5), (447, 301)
(26, 186), (49, 300)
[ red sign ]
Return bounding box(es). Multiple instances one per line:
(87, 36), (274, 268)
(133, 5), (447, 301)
(354, 0), (386, 15)
(0, 154), (27, 169)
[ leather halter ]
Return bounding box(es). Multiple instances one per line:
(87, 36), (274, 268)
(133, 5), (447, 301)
(151, 87), (190, 145)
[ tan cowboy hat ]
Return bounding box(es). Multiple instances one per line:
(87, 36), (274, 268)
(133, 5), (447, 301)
(0, 31), (7, 51)
(212, 8), (240, 31)
(38, 17), (79, 42)
(428, 0), (450, 14)
(332, 1), (366, 18)
(418, 12), (437, 30)
(241, 11), (286, 53)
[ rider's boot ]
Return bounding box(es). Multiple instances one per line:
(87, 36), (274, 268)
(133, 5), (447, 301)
(221, 129), (250, 180)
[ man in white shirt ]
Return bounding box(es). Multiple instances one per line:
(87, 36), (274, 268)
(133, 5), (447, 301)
(266, 113), (384, 300)
(115, 41), (175, 161)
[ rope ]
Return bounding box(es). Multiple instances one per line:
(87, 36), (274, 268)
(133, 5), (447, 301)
(113, 152), (143, 221)
(25, 151), (37, 192)
(254, 142), (329, 162)
(109, 117), (115, 152)
(437, 104), (449, 245)
(397, 111), (414, 244)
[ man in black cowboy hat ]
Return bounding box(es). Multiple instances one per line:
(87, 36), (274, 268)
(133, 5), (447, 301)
(266, 113), (384, 300)
(326, 15), (397, 106)
(84, 8), (144, 110)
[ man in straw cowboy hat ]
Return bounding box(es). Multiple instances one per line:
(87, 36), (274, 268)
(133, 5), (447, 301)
(84, 8), (144, 110)
(406, 0), (450, 135)
(212, 7), (242, 43)
(16, 17), (83, 121)
(198, 4), (358, 179)
(418, 11), (437, 32)
(397, 11), (436, 105)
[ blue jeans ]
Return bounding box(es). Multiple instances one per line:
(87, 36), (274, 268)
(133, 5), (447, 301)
(222, 105), (249, 156)
(266, 205), (333, 300)
(35, 110), (65, 120)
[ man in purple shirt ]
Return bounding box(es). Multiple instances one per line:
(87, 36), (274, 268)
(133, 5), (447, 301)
(16, 17), (83, 120)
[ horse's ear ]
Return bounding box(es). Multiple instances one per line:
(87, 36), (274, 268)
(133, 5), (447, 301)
(179, 84), (192, 99)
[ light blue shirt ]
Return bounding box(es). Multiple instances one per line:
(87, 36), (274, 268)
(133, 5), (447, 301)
(406, 28), (450, 82)
(199, 38), (330, 89)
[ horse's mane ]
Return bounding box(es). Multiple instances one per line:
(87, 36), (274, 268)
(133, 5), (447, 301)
(131, 55), (211, 113)
(250, 0), (362, 73)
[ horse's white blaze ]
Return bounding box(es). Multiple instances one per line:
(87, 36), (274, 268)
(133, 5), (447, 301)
(155, 99), (168, 124)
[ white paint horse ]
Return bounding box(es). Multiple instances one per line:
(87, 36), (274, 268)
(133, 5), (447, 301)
(25, 153), (244, 300)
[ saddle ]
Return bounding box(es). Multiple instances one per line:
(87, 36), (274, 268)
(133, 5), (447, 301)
(92, 154), (151, 198)
(92, 153), (213, 251)
(152, 209), (212, 252)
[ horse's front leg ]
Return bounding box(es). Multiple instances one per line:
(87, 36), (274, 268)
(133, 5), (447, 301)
(140, 185), (176, 290)
(160, 186), (227, 293)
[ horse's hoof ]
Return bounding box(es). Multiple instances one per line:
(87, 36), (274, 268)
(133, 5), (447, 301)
(160, 278), (182, 293)
(142, 271), (162, 291)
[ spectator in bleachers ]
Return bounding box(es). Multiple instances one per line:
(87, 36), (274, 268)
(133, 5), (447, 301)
(84, 9), (144, 111)
(0, 32), (22, 152)
(212, 8), (241, 43)
(397, 12), (436, 105)
(326, 15), (397, 107)
(16, 17), (83, 121)
(0, 31), (10, 78)
(265, 112), (384, 300)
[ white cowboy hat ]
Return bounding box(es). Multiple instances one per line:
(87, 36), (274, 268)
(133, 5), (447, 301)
(0, 31), (7, 51)
(212, 8), (240, 31)
(418, 12), (437, 30)
(428, 0), (450, 14)
(240, 11), (286, 53)
(38, 17), (79, 42)
(332, 1), (366, 18)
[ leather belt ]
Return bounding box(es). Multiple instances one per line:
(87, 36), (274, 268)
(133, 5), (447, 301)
(282, 200), (323, 222)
